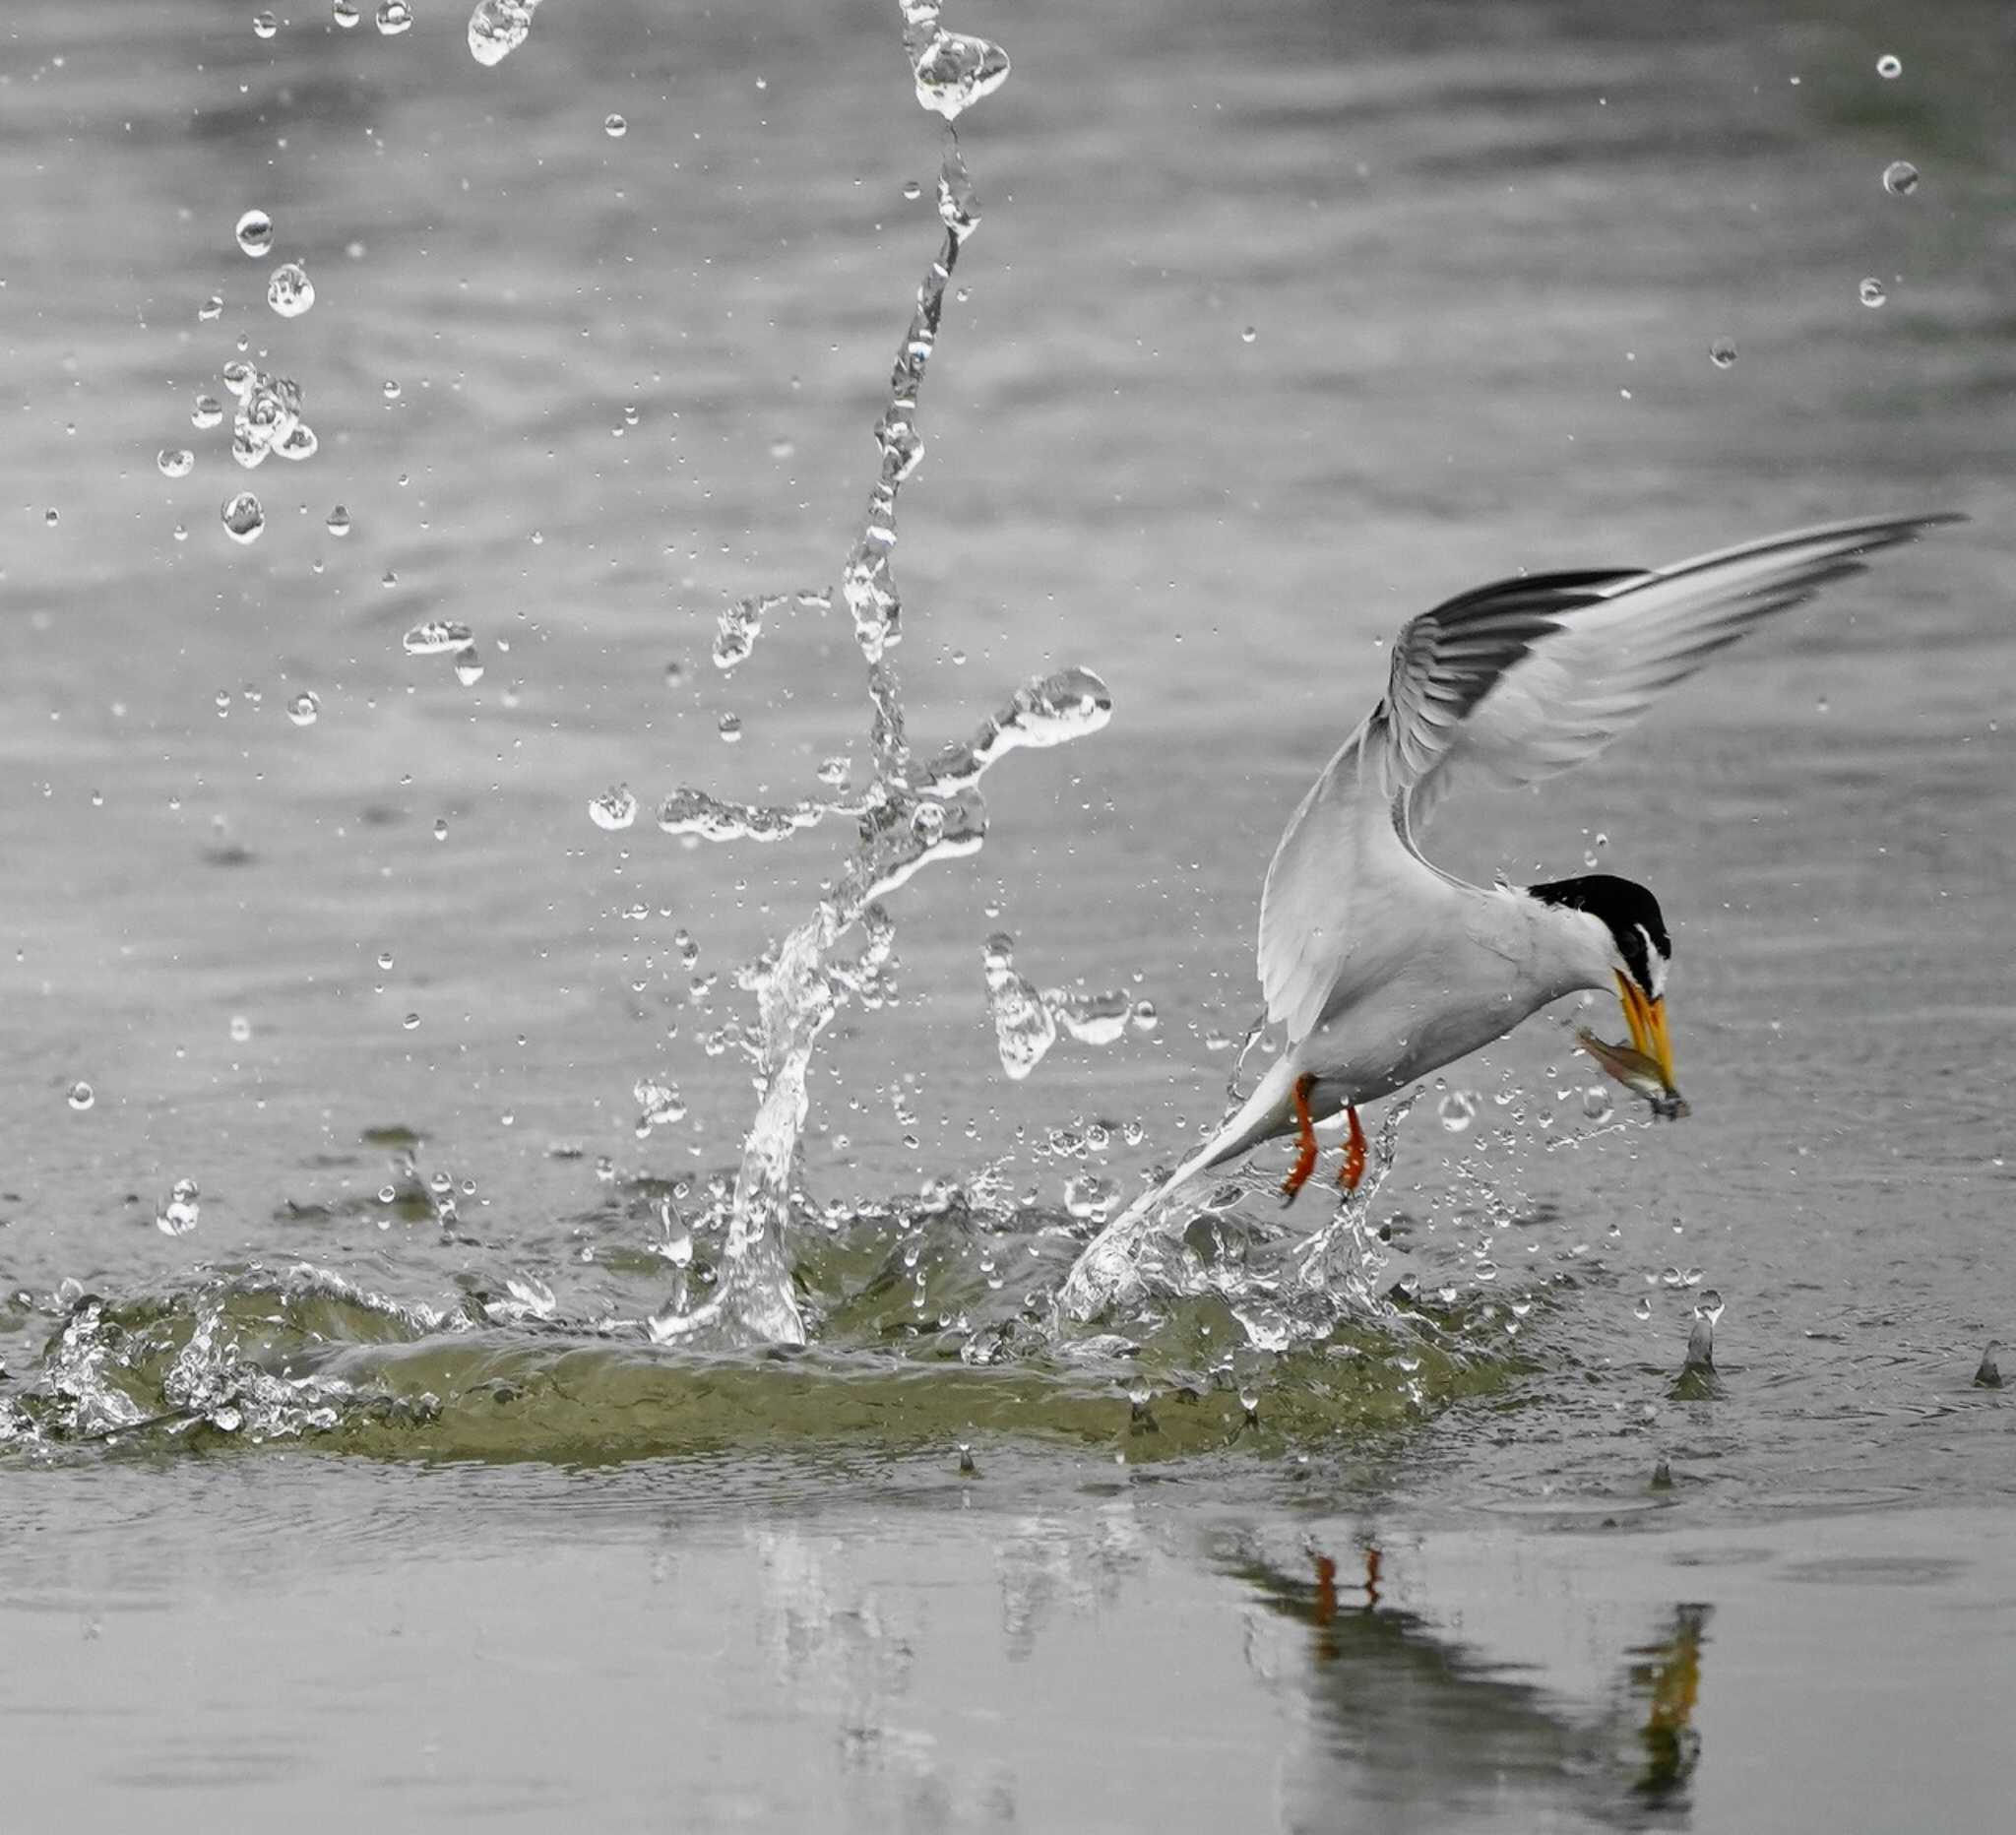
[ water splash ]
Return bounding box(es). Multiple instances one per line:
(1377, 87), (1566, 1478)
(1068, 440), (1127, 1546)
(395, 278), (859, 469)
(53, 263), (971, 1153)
(982, 933), (1134, 1079)
(900, 1), (1011, 120)
(0, 1251), (1482, 1464)
(712, 590), (832, 673)
(468, 0), (544, 65)
(983, 933), (1056, 1079)
(221, 361), (314, 470)
(634, 15), (1093, 1349)
(156, 1177), (201, 1237)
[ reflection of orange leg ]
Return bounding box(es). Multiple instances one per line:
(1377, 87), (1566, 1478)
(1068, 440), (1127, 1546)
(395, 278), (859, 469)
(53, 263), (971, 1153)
(1337, 1105), (1367, 1191)
(1311, 1550), (1338, 1625)
(1281, 1075), (1318, 1205)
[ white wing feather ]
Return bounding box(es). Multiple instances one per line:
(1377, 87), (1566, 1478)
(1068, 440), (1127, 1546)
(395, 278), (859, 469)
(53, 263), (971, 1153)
(1256, 728), (1447, 1044)
(1257, 512), (1960, 1042)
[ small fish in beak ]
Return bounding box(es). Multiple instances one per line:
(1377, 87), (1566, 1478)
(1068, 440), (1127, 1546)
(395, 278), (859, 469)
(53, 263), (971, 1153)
(1575, 1027), (1690, 1120)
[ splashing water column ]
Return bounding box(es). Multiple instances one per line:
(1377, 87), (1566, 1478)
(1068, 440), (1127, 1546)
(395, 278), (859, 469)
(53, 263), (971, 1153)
(635, 16), (1117, 1347)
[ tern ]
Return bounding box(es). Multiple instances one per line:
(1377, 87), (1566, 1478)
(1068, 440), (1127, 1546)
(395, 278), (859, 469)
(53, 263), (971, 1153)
(1059, 511), (1960, 1314)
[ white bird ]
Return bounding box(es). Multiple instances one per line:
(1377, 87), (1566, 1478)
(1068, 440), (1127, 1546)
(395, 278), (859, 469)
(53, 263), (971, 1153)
(1059, 511), (1961, 1315)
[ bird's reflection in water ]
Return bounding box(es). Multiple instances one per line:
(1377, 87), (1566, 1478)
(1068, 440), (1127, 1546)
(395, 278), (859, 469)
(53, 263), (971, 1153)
(1230, 1539), (1710, 1831)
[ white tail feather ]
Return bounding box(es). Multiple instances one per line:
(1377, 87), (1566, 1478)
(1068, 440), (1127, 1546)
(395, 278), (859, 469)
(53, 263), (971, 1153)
(1054, 1055), (1300, 1319)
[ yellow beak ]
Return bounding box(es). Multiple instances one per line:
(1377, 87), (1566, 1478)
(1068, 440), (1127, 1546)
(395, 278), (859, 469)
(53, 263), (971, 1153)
(1615, 972), (1678, 1093)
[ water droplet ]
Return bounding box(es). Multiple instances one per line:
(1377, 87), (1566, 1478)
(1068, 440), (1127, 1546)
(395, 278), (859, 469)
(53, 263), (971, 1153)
(1632, 1295), (1654, 1321)
(220, 491), (265, 542)
(192, 396), (224, 430)
(219, 361), (309, 469)
(717, 712), (742, 743)
(1876, 53), (1902, 79)
(199, 295), (224, 321)
(1438, 1090), (1477, 1134)
(603, 112), (627, 138)
(1697, 1288), (1725, 1323)
(468, 0), (541, 64)
(67, 1080), (95, 1111)
(1709, 337), (1737, 368)
(1881, 158), (1919, 196)
(1240, 325), (1257, 344)
(326, 505), (351, 537)
(286, 690), (319, 726)
(155, 1175), (202, 1235)
(1858, 276), (1887, 307)
(376, 0), (414, 33)
(403, 619), (474, 657)
(229, 1014), (252, 1043)
(432, 818), (449, 842)
(982, 933), (1056, 1080)
(234, 209), (274, 258)
(253, 11), (279, 38)
(403, 1011), (420, 1030)
(589, 785), (638, 831)
(382, 379), (403, 402)
(333, 0), (360, 25)
(158, 448), (194, 478)
(266, 261), (315, 318)
(1581, 1084), (1614, 1123)
(1130, 999), (1159, 1035)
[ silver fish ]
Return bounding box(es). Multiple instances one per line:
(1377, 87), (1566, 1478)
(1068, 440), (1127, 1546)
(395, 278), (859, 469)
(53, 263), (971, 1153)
(1575, 1028), (1689, 1121)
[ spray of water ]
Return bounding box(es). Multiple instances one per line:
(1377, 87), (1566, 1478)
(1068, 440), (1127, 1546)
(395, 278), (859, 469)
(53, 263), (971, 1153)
(638, 5), (1111, 1348)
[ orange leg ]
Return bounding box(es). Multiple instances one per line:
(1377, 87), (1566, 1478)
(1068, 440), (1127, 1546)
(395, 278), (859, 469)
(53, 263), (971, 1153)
(1338, 1105), (1367, 1191)
(1281, 1074), (1319, 1205)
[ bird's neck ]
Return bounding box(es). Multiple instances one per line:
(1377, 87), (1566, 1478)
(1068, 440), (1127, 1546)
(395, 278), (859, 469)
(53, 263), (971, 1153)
(1506, 884), (1616, 1004)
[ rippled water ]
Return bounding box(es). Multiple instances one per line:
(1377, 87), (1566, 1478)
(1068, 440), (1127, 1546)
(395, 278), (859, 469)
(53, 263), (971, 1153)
(3, 0), (2012, 1825)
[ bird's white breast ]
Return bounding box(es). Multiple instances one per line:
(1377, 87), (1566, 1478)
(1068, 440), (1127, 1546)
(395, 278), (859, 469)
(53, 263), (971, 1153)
(1293, 885), (1578, 1110)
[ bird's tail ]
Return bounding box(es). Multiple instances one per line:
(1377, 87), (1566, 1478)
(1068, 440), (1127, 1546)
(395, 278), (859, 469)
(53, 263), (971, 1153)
(1055, 1055), (1300, 1320)
(1131, 1052), (1301, 1219)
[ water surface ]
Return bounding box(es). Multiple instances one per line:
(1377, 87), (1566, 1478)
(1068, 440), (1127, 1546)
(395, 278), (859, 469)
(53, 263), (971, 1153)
(2, 0), (2011, 1825)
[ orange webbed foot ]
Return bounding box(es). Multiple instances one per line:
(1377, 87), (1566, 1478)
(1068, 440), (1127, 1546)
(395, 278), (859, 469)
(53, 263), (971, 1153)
(1281, 1074), (1318, 1206)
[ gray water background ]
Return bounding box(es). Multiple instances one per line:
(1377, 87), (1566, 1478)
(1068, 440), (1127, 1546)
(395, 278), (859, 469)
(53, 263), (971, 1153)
(3, 0), (2013, 1826)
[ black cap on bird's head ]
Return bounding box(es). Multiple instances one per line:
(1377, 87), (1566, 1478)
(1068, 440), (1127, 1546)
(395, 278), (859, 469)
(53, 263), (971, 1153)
(1528, 873), (1670, 995)
(1528, 873), (1678, 1099)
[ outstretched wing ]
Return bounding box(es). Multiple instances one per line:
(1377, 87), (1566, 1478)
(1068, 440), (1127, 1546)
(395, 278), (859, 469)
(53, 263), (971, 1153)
(1256, 512), (1961, 1042)
(1398, 512), (1964, 839)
